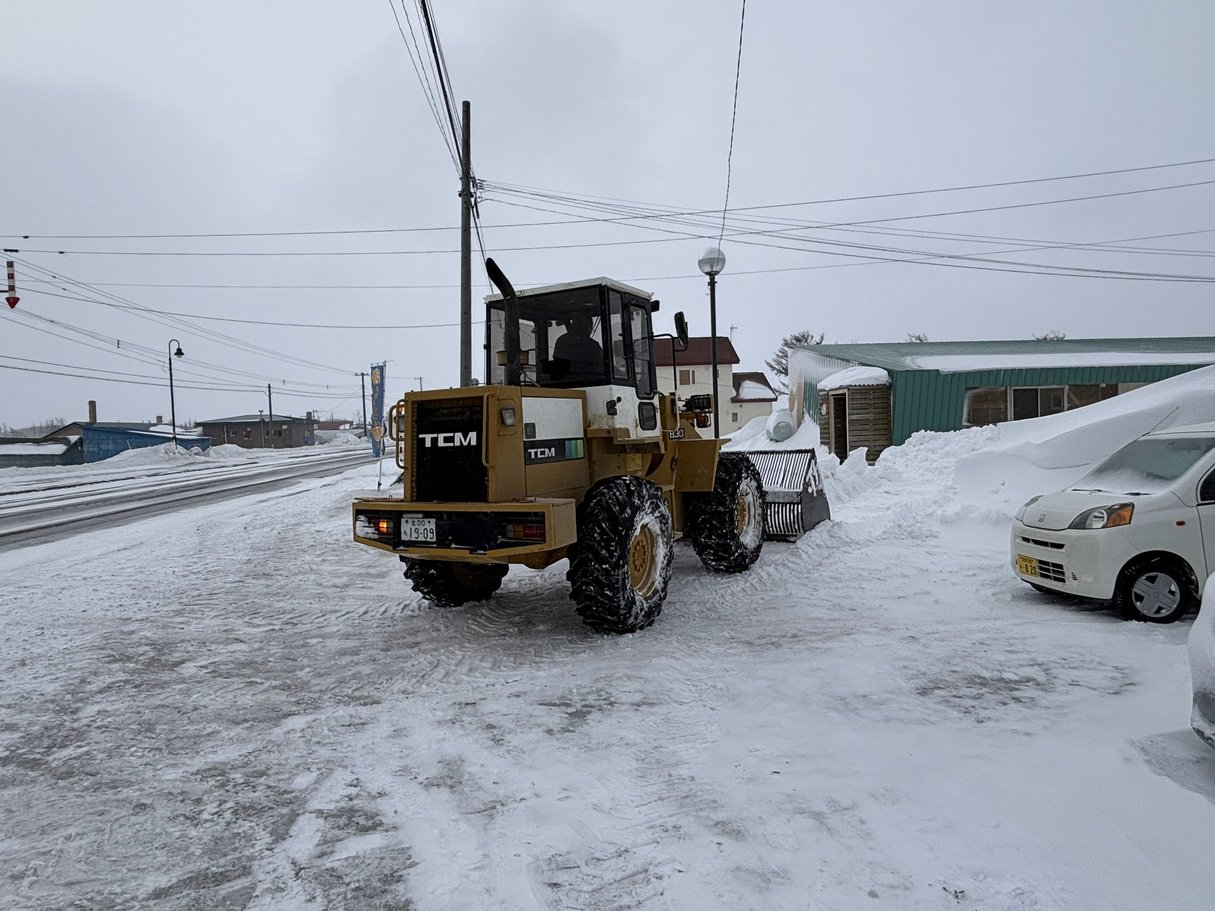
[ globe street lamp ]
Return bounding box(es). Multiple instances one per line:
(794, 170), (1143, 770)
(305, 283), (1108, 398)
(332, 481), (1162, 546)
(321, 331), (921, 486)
(168, 339), (184, 446)
(697, 246), (726, 439)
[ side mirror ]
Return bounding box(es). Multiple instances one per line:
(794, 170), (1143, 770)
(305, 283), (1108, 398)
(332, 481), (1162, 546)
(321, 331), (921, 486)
(674, 312), (689, 350)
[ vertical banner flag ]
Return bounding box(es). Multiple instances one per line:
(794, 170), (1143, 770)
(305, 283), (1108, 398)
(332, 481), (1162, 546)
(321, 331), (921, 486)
(369, 362), (386, 458)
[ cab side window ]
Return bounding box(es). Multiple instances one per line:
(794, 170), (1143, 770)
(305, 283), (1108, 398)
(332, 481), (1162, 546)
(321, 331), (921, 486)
(1200, 469), (1215, 503)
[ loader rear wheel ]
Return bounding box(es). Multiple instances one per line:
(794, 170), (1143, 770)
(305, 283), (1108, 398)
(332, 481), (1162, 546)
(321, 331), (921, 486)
(688, 452), (765, 573)
(402, 559), (508, 607)
(567, 476), (673, 634)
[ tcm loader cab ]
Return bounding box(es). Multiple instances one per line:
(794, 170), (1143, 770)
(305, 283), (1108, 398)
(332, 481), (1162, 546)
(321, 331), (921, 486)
(352, 260), (765, 633)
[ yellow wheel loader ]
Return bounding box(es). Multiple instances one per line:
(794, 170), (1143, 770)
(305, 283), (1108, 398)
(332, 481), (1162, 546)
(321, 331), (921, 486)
(352, 259), (764, 633)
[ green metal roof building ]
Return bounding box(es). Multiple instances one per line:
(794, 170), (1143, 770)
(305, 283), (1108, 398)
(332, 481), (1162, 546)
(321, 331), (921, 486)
(789, 337), (1215, 458)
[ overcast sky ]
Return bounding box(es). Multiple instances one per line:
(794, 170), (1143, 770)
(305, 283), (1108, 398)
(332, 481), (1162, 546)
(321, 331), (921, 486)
(3, 1), (1213, 429)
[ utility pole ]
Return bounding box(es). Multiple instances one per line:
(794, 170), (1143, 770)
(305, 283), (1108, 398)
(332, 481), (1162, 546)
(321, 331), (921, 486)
(267, 383), (274, 449)
(459, 99), (472, 388)
(359, 371), (368, 438)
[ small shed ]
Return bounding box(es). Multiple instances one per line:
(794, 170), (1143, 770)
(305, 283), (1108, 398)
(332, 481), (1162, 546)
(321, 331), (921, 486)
(0, 438), (84, 469)
(818, 366), (892, 463)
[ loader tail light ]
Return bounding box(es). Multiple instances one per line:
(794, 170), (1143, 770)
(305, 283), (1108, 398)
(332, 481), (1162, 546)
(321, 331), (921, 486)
(495, 513), (547, 544)
(355, 513), (397, 542)
(503, 521), (545, 540)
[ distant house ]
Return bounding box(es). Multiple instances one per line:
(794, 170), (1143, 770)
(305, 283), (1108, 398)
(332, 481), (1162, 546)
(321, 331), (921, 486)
(656, 336), (758, 434)
(730, 371), (779, 431)
(196, 413), (316, 449)
(789, 337), (1215, 461)
(35, 422), (210, 464)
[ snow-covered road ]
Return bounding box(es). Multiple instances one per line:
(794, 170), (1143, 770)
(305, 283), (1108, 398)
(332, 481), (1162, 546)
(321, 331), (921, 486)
(2, 418), (1213, 910)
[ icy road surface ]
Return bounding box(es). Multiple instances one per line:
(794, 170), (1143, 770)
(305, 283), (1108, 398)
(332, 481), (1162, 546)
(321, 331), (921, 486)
(2, 435), (1214, 909)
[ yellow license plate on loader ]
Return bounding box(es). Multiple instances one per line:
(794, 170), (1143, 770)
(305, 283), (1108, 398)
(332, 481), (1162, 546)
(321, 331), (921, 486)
(1016, 555), (1038, 576)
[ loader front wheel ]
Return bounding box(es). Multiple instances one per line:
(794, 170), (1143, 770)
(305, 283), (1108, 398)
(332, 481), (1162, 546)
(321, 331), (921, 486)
(688, 452), (765, 573)
(567, 476), (673, 634)
(402, 559), (508, 607)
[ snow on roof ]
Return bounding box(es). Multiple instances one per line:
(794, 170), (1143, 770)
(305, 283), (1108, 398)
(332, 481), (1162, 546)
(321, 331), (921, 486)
(0, 442), (69, 455)
(910, 351), (1215, 373)
(735, 380), (776, 401)
(819, 366), (891, 391)
(796, 337), (1215, 374)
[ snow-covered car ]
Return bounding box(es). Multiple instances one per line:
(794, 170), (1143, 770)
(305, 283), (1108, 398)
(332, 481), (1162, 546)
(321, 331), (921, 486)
(1190, 578), (1215, 748)
(1011, 422), (1215, 623)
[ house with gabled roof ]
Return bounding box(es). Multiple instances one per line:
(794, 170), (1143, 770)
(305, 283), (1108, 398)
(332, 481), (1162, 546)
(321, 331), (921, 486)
(655, 336), (777, 434)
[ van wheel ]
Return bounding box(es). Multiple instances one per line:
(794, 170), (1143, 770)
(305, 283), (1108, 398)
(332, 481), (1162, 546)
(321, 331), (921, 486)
(1112, 557), (1194, 623)
(567, 477), (673, 634)
(403, 559), (508, 607)
(688, 453), (766, 573)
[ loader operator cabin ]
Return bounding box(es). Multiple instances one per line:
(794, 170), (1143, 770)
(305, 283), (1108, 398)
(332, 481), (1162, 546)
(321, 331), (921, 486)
(790, 337), (1215, 463)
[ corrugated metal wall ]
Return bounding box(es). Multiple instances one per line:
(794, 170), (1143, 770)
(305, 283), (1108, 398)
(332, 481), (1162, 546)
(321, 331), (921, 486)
(82, 427), (212, 463)
(890, 364), (1202, 444)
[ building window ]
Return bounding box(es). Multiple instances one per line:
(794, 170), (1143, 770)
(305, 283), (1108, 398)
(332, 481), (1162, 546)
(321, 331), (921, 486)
(966, 383), (1119, 426)
(964, 387), (1007, 426)
(731, 411), (738, 422)
(243, 427), (251, 439)
(1011, 386), (1065, 420)
(1067, 384), (1118, 409)
(678, 368), (694, 385)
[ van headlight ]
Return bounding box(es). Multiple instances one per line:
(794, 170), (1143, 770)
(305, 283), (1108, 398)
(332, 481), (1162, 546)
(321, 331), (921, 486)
(1068, 503), (1134, 530)
(1015, 495), (1042, 522)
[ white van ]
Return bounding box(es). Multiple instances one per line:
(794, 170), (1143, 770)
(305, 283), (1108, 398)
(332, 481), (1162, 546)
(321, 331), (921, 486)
(1011, 422), (1215, 623)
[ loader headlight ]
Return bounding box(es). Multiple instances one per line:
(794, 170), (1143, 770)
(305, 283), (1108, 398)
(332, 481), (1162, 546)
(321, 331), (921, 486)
(1068, 503), (1134, 530)
(499, 406), (517, 427)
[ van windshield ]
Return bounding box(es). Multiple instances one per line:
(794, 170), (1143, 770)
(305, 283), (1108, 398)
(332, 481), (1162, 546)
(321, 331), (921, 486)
(1074, 436), (1215, 494)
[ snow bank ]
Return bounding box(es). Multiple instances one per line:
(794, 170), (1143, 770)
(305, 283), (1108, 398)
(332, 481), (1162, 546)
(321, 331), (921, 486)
(724, 414), (822, 451)
(955, 365), (1215, 513)
(108, 442), (210, 465)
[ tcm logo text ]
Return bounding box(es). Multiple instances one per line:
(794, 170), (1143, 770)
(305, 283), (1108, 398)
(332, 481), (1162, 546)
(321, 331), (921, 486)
(527, 446), (557, 460)
(419, 431), (477, 447)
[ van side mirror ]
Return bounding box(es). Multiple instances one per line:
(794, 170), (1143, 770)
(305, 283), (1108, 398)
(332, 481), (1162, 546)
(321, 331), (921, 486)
(674, 312), (689, 350)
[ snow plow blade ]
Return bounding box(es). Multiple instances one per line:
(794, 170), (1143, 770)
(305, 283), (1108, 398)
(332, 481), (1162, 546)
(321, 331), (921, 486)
(742, 448), (831, 541)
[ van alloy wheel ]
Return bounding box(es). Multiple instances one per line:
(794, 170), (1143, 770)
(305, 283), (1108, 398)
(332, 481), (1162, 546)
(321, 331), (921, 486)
(1113, 558), (1194, 624)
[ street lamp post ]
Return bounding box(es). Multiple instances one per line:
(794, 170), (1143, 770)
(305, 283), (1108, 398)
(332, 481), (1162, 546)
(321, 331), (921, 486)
(697, 247), (726, 439)
(167, 339), (184, 446)
(258, 409), (266, 448)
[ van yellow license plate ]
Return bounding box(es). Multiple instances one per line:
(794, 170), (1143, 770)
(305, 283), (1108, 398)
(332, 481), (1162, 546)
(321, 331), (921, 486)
(1016, 554), (1039, 576)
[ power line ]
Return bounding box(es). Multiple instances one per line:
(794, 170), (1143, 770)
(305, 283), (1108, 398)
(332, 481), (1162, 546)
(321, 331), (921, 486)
(10, 256), (359, 376)
(29, 286), (480, 329)
(385, 0), (459, 170)
(15, 171), (1215, 258)
(6, 155), (1214, 242)
(0, 359), (356, 398)
(718, 0), (747, 246)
